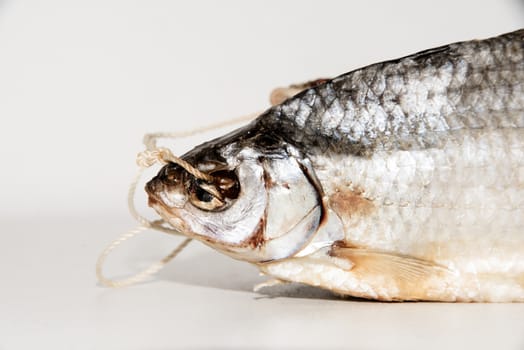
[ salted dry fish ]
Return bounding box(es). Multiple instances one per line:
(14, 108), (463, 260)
(146, 29), (524, 301)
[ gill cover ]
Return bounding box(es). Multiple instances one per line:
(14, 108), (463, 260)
(255, 152), (322, 261)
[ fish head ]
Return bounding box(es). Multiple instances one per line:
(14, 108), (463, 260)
(145, 135), (323, 263)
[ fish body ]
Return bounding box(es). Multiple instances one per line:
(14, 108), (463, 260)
(146, 30), (524, 301)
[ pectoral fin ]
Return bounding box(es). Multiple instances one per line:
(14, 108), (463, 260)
(330, 242), (452, 300)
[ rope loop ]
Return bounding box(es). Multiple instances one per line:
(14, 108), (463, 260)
(96, 225), (191, 288)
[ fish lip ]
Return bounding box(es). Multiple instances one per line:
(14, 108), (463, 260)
(146, 186), (175, 213)
(145, 178), (163, 207)
(145, 178), (171, 211)
(145, 176), (162, 198)
(145, 179), (190, 232)
(147, 194), (186, 229)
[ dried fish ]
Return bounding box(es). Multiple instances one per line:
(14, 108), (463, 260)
(145, 29), (524, 301)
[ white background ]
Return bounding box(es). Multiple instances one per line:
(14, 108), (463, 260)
(1, 1), (523, 349)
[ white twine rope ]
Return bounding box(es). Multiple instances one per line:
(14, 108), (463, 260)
(95, 225), (192, 288)
(96, 112), (259, 288)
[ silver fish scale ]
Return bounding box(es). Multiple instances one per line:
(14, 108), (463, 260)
(261, 30), (524, 156)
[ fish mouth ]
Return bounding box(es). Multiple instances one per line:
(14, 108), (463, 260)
(145, 178), (166, 209)
(145, 178), (183, 221)
(145, 175), (165, 199)
(146, 192), (190, 233)
(145, 178), (218, 243)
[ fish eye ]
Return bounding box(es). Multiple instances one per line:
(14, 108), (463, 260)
(189, 181), (226, 211)
(187, 169), (240, 211)
(195, 186), (213, 202)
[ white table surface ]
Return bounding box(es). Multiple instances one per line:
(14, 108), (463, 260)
(1, 1), (523, 349)
(2, 218), (524, 349)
